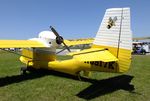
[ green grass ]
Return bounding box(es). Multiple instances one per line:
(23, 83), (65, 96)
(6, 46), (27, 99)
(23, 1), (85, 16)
(0, 52), (150, 101)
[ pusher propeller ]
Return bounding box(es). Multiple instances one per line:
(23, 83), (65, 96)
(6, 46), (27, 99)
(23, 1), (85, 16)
(50, 26), (71, 52)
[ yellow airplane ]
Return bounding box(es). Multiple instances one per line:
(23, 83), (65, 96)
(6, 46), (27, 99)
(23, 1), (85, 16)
(0, 7), (132, 77)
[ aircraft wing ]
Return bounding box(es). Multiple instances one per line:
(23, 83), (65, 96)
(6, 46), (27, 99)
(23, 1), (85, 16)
(68, 48), (118, 62)
(0, 40), (45, 48)
(64, 38), (94, 46)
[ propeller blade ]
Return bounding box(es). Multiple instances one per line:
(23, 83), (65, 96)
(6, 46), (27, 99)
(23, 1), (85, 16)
(50, 26), (71, 52)
(62, 41), (71, 52)
(50, 26), (60, 37)
(56, 46), (73, 54)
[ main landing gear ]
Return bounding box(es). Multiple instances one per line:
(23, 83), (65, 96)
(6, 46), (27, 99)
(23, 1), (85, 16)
(20, 67), (28, 75)
(20, 66), (34, 75)
(20, 61), (33, 75)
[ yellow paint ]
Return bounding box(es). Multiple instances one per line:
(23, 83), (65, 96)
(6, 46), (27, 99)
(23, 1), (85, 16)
(19, 45), (131, 76)
(64, 38), (93, 46)
(68, 48), (118, 62)
(22, 49), (56, 61)
(92, 45), (132, 72)
(20, 49), (56, 69)
(47, 58), (117, 75)
(19, 44), (131, 76)
(20, 53), (118, 76)
(0, 40), (45, 48)
(68, 48), (104, 56)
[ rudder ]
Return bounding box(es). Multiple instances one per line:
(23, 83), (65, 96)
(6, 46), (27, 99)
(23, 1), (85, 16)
(92, 8), (132, 72)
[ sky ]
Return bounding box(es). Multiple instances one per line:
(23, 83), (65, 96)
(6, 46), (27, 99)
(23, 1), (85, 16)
(0, 0), (149, 39)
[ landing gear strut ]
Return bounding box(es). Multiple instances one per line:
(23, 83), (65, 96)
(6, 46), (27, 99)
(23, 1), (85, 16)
(20, 67), (27, 75)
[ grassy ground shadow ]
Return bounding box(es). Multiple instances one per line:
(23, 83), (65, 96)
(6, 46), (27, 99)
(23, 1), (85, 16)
(76, 75), (134, 100)
(0, 69), (134, 100)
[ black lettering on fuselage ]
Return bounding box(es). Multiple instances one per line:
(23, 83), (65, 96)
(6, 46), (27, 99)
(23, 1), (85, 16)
(95, 61), (99, 66)
(99, 61), (102, 67)
(84, 61), (116, 70)
(108, 62), (115, 69)
(104, 62), (108, 68)
(90, 61), (95, 65)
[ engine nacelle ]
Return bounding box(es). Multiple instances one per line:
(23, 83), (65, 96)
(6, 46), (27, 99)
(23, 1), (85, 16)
(38, 31), (57, 47)
(28, 31), (58, 55)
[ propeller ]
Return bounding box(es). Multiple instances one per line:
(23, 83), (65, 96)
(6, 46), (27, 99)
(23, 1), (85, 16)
(50, 26), (71, 52)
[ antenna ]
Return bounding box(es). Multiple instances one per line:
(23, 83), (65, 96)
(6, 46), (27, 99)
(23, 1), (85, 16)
(117, 8), (124, 58)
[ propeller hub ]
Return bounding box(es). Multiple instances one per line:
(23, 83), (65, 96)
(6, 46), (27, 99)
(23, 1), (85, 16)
(56, 36), (64, 44)
(50, 26), (71, 52)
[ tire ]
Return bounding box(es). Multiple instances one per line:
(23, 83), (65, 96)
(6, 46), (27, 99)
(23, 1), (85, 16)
(20, 67), (27, 75)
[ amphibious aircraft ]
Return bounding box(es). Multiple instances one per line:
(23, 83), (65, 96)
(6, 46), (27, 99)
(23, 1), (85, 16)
(0, 7), (132, 77)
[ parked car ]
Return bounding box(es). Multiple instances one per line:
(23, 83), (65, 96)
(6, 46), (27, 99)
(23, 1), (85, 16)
(132, 47), (146, 55)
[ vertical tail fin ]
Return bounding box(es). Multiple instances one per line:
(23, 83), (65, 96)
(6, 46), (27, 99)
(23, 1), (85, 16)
(92, 8), (132, 72)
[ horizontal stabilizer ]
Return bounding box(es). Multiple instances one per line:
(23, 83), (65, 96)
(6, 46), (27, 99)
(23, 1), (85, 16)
(64, 38), (93, 46)
(68, 48), (118, 62)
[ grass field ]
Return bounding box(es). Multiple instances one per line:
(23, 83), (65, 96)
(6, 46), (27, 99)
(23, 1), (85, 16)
(0, 52), (150, 101)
